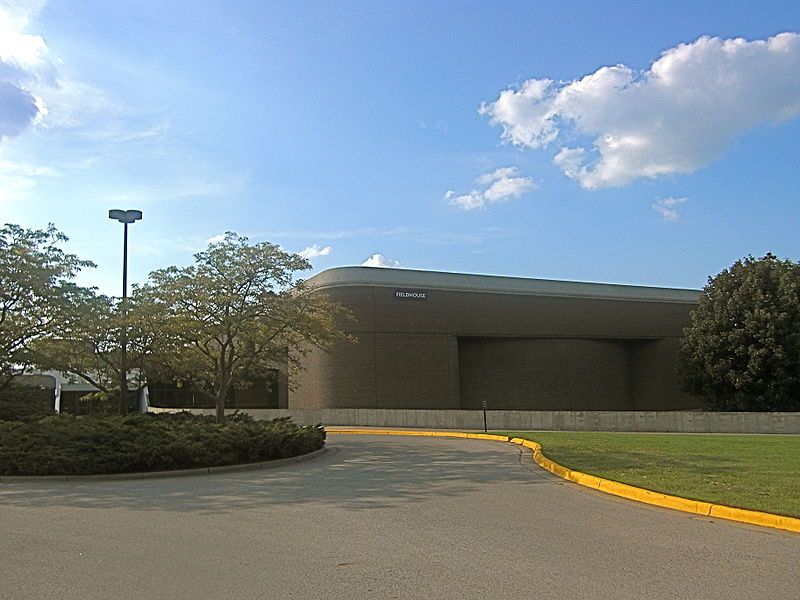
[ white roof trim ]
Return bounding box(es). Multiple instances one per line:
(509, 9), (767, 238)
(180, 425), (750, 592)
(306, 267), (700, 304)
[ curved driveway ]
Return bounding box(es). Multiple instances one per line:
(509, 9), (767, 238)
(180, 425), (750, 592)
(1, 434), (798, 599)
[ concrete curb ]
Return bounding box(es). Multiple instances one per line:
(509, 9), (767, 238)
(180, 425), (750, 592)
(0, 447), (328, 483)
(328, 428), (800, 534)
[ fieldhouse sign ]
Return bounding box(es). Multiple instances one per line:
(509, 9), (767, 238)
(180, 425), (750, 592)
(394, 290), (427, 300)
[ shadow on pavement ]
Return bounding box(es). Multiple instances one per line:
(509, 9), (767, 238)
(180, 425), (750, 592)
(0, 436), (546, 514)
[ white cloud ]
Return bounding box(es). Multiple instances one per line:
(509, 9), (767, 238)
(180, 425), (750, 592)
(446, 166), (536, 210)
(652, 196), (688, 222)
(255, 226), (515, 246)
(361, 253), (400, 267)
(0, 2), (51, 141)
(0, 157), (56, 176)
(481, 33), (800, 189)
(0, 154), (57, 203)
(298, 244), (332, 260)
(82, 122), (168, 144)
(552, 147), (587, 182)
(0, 1), (155, 146)
(98, 171), (250, 207)
(206, 234), (226, 244)
(444, 189), (485, 210)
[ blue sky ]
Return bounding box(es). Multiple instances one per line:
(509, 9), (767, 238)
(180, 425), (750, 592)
(1, 0), (799, 294)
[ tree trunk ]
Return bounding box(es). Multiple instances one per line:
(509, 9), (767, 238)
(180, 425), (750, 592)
(215, 372), (231, 422)
(215, 393), (225, 422)
(0, 375), (15, 392)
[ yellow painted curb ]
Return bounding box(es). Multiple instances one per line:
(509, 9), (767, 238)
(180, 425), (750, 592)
(328, 429), (510, 443)
(328, 428), (800, 534)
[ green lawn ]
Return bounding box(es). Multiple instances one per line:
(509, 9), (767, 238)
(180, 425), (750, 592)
(495, 431), (800, 518)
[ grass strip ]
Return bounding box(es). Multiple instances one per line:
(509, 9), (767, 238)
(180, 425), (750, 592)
(495, 431), (800, 518)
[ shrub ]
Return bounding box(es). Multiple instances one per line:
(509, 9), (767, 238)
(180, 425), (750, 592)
(0, 385), (54, 421)
(0, 412), (325, 476)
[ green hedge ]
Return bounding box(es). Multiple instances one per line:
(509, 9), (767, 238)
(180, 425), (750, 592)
(0, 413), (325, 476)
(0, 385), (54, 421)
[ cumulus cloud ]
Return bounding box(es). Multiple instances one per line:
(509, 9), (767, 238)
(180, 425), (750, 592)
(652, 196), (688, 222)
(445, 166), (535, 210)
(0, 2), (51, 141)
(361, 253), (400, 267)
(0, 2), (125, 143)
(298, 244), (332, 260)
(206, 234), (226, 244)
(481, 33), (800, 189)
(0, 80), (39, 138)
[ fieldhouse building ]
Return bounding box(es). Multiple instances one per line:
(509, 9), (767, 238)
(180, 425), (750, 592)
(289, 267), (702, 411)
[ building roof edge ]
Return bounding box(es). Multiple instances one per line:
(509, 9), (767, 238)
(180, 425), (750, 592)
(304, 266), (700, 303)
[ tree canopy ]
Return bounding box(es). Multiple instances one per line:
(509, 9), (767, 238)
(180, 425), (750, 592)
(134, 232), (349, 420)
(30, 292), (152, 395)
(679, 253), (800, 411)
(0, 224), (95, 390)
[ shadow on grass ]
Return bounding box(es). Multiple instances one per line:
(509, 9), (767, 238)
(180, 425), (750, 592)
(0, 436), (544, 514)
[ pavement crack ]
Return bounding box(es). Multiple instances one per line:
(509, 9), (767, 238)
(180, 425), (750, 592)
(515, 444), (541, 477)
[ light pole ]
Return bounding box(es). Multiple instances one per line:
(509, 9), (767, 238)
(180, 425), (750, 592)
(109, 209), (142, 415)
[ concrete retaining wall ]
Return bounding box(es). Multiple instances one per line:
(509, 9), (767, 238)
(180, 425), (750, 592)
(148, 407), (800, 434)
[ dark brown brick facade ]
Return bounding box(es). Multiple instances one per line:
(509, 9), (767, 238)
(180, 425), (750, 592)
(290, 268), (700, 411)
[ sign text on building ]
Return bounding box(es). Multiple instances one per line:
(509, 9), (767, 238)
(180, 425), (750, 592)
(394, 290), (427, 300)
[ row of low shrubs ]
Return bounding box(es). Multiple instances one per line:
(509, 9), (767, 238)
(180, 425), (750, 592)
(0, 412), (325, 476)
(0, 385), (54, 421)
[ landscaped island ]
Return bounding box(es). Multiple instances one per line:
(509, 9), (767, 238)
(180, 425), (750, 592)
(0, 412), (325, 477)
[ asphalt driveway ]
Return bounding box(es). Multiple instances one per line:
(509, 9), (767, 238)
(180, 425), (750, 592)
(1, 434), (797, 599)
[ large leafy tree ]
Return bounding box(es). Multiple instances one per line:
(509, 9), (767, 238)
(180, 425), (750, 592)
(0, 224), (95, 390)
(134, 232), (349, 421)
(30, 293), (153, 395)
(679, 253), (800, 411)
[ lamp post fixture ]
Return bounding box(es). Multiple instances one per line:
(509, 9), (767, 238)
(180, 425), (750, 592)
(108, 209), (142, 415)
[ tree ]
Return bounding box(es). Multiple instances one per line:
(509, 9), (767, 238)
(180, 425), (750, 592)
(134, 232), (350, 421)
(0, 224), (95, 390)
(679, 253), (800, 411)
(30, 293), (153, 396)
